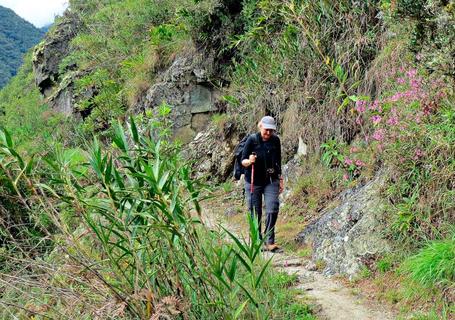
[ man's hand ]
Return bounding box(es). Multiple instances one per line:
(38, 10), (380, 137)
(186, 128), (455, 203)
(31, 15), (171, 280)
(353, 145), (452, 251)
(279, 177), (284, 193)
(242, 154), (257, 167)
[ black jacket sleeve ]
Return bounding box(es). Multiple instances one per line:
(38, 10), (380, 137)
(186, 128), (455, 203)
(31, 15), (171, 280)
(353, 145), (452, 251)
(276, 136), (282, 175)
(241, 135), (255, 162)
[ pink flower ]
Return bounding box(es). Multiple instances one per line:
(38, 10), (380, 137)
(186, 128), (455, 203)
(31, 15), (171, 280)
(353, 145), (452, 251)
(397, 77), (406, 84)
(390, 92), (403, 102)
(369, 100), (381, 112)
(371, 115), (382, 124)
(355, 100), (366, 113)
(406, 69), (417, 78)
(355, 160), (365, 167)
(410, 78), (421, 89)
(372, 129), (385, 141)
(355, 116), (363, 125)
(343, 173), (349, 181)
(404, 90), (414, 99)
(387, 116), (399, 126)
(344, 158), (353, 166)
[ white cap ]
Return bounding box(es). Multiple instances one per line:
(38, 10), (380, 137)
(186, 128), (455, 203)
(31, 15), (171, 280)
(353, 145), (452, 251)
(261, 116), (276, 130)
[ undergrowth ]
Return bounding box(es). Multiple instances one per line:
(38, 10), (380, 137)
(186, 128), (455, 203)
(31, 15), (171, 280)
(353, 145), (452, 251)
(0, 116), (314, 319)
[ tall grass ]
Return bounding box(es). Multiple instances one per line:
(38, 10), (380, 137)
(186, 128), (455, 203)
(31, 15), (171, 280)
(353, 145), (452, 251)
(401, 235), (455, 289)
(0, 118), (313, 319)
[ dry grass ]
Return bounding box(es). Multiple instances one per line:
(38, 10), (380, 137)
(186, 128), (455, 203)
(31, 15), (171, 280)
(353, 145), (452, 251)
(362, 22), (414, 99)
(0, 256), (121, 319)
(282, 154), (343, 225)
(351, 270), (454, 319)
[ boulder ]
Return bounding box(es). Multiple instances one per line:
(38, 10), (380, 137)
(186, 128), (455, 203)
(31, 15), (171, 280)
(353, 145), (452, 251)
(295, 171), (391, 278)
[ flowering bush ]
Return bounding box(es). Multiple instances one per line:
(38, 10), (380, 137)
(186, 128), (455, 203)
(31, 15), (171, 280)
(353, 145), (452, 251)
(353, 64), (448, 154)
(341, 156), (365, 181)
(347, 63), (453, 241)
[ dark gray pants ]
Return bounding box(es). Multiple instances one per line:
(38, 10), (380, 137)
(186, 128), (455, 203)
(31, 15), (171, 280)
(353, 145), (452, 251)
(245, 179), (280, 245)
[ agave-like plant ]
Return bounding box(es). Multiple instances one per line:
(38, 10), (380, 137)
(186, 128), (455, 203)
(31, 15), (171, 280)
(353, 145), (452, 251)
(0, 116), (274, 319)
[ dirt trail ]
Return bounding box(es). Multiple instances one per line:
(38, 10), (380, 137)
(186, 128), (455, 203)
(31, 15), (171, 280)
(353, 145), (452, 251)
(202, 209), (395, 320)
(267, 253), (394, 320)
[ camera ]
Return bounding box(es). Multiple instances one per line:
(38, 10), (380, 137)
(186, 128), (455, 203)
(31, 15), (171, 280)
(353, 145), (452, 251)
(266, 168), (276, 180)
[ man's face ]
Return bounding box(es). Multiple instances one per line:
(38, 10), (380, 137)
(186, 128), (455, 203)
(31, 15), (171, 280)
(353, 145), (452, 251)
(260, 127), (274, 141)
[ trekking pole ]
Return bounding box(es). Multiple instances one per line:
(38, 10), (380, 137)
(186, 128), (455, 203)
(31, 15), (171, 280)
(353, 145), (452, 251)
(250, 152), (256, 194)
(250, 152), (256, 212)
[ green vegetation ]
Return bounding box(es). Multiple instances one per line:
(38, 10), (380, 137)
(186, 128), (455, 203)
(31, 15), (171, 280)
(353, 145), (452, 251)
(66, 0), (198, 133)
(225, 0), (381, 145)
(0, 0), (453, 318)
(401, 236), (455, 288)
(0, 5), (44, 87)
(0, 118), (314, 319)
(0, 53), (66, 153)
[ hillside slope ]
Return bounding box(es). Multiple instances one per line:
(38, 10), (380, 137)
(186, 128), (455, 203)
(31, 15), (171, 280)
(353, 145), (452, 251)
(0, 0), (453, 319)
(0, 5), (44, 88)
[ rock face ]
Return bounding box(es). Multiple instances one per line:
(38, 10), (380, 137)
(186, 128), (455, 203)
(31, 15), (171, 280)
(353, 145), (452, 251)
(44, 71), (80, 115)
(136, 53), (222, 143)
(185, 121), (239, 182)
(32, 11), (80, 97)
(296, 172), (391, 278)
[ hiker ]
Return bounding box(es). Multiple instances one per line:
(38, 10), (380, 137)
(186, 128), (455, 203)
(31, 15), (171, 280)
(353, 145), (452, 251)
(241, 116), (283, 252)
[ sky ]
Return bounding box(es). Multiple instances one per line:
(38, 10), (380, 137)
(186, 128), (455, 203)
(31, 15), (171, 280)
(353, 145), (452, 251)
(0, 0), (68, 28)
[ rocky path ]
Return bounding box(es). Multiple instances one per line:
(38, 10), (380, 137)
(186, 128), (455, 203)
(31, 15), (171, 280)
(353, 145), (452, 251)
(268, 253), (395, 320)
(202, 209), (396, 320)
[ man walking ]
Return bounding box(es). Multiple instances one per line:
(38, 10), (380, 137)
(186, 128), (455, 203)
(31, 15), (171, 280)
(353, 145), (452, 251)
(241, 116), (283, 252)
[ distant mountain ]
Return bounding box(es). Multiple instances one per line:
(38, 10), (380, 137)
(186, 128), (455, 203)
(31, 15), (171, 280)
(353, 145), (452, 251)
(0, 6), (44, 88)
(40, 23), (53, 33)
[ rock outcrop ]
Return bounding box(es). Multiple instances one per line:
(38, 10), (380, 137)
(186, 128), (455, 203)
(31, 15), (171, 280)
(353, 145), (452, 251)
(184, 121), (239, 182)
(296, 172), (391, 278)
(32, 11), (80, 97)
(44, 71), (82, 115)
(136, 53), (223, 143)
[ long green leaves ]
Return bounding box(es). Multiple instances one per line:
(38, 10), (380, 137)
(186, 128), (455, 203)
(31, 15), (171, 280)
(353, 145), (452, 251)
(0, 119), (276, 319)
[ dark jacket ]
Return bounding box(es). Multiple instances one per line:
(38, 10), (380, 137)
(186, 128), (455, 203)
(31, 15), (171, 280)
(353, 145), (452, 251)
(241, 132), (281, 186)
